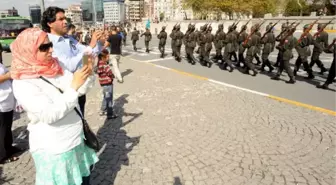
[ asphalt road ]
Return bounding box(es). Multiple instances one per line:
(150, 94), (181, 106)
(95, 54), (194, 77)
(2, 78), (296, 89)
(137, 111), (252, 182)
(120, 34), (336, 112)
(2, 32), (335, 112)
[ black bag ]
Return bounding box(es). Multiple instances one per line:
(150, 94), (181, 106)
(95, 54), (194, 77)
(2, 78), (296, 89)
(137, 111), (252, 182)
(40, 76), (100, 152)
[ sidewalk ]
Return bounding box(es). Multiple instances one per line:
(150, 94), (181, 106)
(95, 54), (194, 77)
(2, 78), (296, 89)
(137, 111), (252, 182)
(1, 57), (335, 185)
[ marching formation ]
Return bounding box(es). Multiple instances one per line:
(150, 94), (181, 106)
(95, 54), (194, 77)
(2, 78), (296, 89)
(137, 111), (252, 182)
(130, 19), (335, 89)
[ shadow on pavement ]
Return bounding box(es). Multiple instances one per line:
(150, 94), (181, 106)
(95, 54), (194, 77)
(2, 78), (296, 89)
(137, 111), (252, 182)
(121, 69), (133, 78)
(12, 126), (29, 154)
(173, 177), (183, 185)
(92, 94), (142, 184)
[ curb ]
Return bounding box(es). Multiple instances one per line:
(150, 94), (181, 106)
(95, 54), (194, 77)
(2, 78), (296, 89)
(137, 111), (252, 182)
(144, 62), (336, 116)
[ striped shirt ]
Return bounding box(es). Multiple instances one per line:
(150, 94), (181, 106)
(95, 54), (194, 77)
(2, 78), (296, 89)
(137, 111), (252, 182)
(97, 60), (113, 85)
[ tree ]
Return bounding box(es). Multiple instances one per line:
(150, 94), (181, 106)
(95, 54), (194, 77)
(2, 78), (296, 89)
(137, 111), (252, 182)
(159, 12), (165, 21)
(66, 18), (72, 24)
(284, 0), (309, 16)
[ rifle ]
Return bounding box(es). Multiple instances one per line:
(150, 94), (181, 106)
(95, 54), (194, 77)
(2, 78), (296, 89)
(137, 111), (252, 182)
(243, 20), (266, 45)
(238, 19), (251, 35)
(275, 20), (297, 40)
(260, 20), (280, 40)
(298, 17), (321, 43)
(313, 18), (335, 38)
(233, 20), (241, 28)
(326, 38), (336, 51)
(278, 21), (301, 47)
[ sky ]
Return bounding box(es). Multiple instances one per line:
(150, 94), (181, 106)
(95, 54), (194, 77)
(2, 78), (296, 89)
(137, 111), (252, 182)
(0, 0), (83, 16)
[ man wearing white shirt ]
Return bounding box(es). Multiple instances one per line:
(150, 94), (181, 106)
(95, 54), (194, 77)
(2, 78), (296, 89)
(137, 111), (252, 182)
(41, 7), (103, 116)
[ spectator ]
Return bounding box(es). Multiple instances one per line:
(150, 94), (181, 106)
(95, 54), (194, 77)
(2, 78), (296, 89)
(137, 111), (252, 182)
(11, 28), (97, 185)
(67, 24), (76, 39)
(97, 49), (117, 119)
(105, 26), (123, 83)
(41, 6), (104, 116)
(0, 63), (20, 164)
(0, 42), (3, 64)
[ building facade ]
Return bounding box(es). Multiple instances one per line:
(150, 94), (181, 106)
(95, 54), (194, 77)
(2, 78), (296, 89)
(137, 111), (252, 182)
(127, 0), (145, 22)
(81, 0), (104, 23)
(28, 5), (41, 24)
(65, 5), (83, 26)
(103, 0), (125, 23)
(153, 0), (193, 21)
(0, 7), (19, 18)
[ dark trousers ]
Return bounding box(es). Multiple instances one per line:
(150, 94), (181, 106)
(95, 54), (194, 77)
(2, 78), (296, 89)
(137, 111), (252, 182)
(78, 95), (86, 116)
(295, 57), (313, 75)
(0, 110), (14, 161)
(276, 59), (294, 78)
(325, 58), (335, 84)
(81, 176), (90, 185)
(310, 51), (325, 69)
(132, 40), (137, 50)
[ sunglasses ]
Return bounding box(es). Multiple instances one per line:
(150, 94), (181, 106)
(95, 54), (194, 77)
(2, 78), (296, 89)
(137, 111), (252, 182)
(38, 42), (53, 52)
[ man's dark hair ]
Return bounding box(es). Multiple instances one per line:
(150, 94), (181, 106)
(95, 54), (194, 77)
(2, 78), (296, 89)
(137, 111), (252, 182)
(111, 26), (117, 31)
(41, 7), (65, 33)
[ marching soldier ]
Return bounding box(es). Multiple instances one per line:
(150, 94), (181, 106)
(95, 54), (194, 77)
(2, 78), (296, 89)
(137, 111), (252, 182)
(271, 27), (297, 84)
(274, 23), (288, 67)
(213, 24), (226, 63)
(140, 28), (152, 53)
(131, 27), (140, 51)
(310, 23), (328, 74)
(186, 24), (198, 65)
(253, 24), (262, 65)
(242, 26), (258, 76)
(196, 24), (208, 54)
(294, 24), (314, 79)
(260, 24), (275, 72)
(157, 26), (167, 58)
(220, 26), (235, 72)
(170, 25), (177, 57)
(204, 25), (214, 68)
(174, 24), (184, 62)
(237, 24), (248, 67)
(230, 24), (239, 62)
(184, 23), (193, 57)
(121, 27), (127, 46)
(317, 38), (336, 89)
(227, 26), (238, 66)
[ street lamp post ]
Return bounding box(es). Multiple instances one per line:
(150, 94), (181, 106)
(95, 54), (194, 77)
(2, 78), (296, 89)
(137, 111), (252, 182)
(40, 0), (45, 13)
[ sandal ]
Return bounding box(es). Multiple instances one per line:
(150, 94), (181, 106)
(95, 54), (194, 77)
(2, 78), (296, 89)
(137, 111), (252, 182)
(0, 156), (19, 164)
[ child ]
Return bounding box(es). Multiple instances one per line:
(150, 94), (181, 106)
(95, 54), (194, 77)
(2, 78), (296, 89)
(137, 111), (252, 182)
(97, 49), (118, 119)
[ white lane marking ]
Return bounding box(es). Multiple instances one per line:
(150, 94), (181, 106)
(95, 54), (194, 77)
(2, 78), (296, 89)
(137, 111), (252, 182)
(155, 65), (172, 70)
(208, 79), (269, 97)
(142, 57), (175, 63)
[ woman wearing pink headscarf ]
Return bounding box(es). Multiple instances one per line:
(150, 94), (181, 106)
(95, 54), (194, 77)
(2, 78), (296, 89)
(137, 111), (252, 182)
(11, 28), (98, 185)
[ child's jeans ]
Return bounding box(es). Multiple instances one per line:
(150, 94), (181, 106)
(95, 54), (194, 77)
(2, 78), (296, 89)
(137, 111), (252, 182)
(100, 85), (114, 116)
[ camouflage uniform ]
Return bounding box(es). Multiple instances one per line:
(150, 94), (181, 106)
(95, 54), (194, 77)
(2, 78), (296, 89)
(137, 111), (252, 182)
(260, 25), (275, 72)
(310, 23), (328, 74)
(157, 26), (167, 58)
(140, 28), (152, 53)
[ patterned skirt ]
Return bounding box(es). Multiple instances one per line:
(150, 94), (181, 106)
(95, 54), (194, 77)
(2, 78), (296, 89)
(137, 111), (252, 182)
(31, 141), (99, 185)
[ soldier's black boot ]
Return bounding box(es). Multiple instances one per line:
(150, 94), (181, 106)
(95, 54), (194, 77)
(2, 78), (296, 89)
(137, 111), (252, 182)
(286, 77), (296, 84)
(316, 83), (330, 89)
(271, 75), (281, 80)
(293, 69), (297, 76)
(319, 66), (327, 75)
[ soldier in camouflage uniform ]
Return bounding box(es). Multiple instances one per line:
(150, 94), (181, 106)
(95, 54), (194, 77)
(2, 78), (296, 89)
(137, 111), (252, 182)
(310, 23), (328, 74)
(271, 27), (297, 84)
(213, 23), (226, 63)
(203, 25), (214, 68)
(317, 38), (335, 89)
(242, 26), (259, 76)
(253, 24), (262, 65)
(230, 24), (239, 62)
(140, 28), (152, 53)
(260, 24), (275, 72)
(186, 24), (198, 65)
(170, 25), (177, 57)
(184, 24), (193, 58)
(174, 24), (184, 62)
(294, 24), (314, 79)
(274, 23), (288, 67)
(157, 26), (167, 58)
(237, 24), (248, 67)
(196, 24), (208, 54)
(220, 26), (235, 72)
(131, 27), (140, 51)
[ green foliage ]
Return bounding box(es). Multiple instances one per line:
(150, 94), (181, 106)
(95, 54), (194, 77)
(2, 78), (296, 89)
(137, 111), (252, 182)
(181, 0), (277, 18)
(159, 12), (165, 21)
(284, 0), (309, 16)
(66, 18), (72, 24)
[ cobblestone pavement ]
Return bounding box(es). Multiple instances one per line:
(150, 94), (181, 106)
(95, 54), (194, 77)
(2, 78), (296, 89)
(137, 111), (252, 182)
(0, 58), (335, 185)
